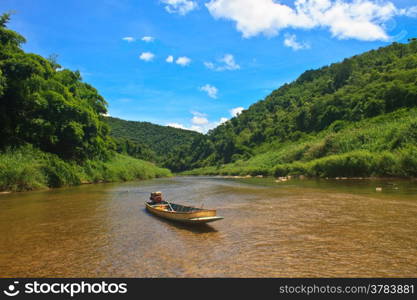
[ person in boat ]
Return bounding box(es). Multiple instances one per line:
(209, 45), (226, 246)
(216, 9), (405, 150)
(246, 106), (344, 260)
(149, 191), (163, 204)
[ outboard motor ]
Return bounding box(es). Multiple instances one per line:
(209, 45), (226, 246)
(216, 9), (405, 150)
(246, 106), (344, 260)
(150, 191), (163, 203)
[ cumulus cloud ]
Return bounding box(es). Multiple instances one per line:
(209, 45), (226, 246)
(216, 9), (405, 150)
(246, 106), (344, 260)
(176, 56), (191, 66)
(230, 106), (244, 117)
(205, 0), (414, 41)
(398, 6), (417, 17)
(199, 116), (230, 132)
(141, 36), (155, 42)
(220, 54), (240, 70)
(122, 37), (135, 42)
(200, 84), (218, 99)
(139, 52), (155, 61)
(204, 62), (215, 69)
(167, 112), (229, 133)
(192, 117), (209, 125)
(284, 33), (310, 50)
(162, 0), (198, 15)
(167, 122), (187, 129)
(204, 54), (240, 71)
(167, 123), (203, 132)
(219, 117), (229, 124)
(166, 55), (174, 63)
(191, 111), (209, 125)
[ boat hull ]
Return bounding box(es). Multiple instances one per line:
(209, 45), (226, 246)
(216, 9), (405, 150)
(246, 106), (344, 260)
(145, 202), (223, 224)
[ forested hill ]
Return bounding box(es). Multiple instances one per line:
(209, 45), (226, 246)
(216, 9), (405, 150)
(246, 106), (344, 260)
(167, 39), (417, 177)
(0, 13), (170, 192)
(105, 116), (202, 161)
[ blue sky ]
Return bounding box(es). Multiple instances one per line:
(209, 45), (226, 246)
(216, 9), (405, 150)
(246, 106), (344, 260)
(1, 0), (417, 132)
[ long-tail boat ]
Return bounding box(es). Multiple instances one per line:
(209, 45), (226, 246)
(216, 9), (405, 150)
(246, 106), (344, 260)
(145, 201), (224, 224)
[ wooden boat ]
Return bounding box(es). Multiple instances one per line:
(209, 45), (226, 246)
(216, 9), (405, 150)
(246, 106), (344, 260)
(145, 201), (224, 224)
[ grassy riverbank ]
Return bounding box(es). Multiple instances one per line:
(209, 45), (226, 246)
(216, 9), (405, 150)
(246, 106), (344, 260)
(0, 146), (171, 192)
(182, 108), (417, 178)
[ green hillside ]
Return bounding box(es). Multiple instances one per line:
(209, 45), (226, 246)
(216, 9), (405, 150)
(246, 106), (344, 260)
(167, 40), (417, 177)
(183, 108), (417, 177)
(106, 116), (202, 162)
(0, 13), (170, 192)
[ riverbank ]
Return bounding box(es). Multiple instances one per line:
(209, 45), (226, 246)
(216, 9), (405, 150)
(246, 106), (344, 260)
(0, 146), (171, 192)
(182, 109), (417, 178)
(182, 148), (417, 179)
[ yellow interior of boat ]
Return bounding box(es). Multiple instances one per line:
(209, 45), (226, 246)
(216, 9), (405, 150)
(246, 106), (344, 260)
(153, 204), (169, 211)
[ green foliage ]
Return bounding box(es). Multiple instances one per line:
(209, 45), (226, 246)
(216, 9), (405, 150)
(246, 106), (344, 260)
(183, 108), (417, 178)
(0, 14), (112, 160)
(105, 116), (201, 164)
(42, 155), (82, 187)
(0, 146), (46, 191)
(0, 145), (171, 192)
(0, 15), (171, 192)
(113, 137), (156, 162)
(309, 151), (374, 177)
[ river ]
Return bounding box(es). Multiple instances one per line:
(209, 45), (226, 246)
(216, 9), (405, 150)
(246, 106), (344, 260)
(0, 176), (416, 277)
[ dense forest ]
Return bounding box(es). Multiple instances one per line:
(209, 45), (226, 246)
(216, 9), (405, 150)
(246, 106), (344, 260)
(0, 13), (170, 192)
(106, 117), (201, 163)
(166, 39), (417, 177)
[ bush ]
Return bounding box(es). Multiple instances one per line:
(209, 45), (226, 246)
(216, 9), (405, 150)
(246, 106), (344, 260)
(0, 146), (47, 191)
(398, 145), (417, 176)
(373, 151), (400, 176)
(274, 164), (290, 177)
(42, 156), (82, 187)
(310, 151), (374, 177)
(0, 147), (171, 192)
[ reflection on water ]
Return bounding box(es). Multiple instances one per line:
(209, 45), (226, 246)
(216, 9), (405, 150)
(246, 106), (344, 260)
(0, 177), (416, 277)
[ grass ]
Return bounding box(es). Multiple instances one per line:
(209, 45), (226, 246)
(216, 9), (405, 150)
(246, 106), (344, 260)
(182, 108), (417, 178)
(0, 145), (171, 192)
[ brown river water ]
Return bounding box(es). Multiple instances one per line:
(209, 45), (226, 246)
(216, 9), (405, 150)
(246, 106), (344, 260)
(0, 176), (416, 277)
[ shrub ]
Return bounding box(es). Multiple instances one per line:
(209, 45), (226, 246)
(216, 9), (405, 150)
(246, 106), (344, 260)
(397, 145), (417, 176)
(310, 151), (374, 177)
(0, 147), (171, 192)
(0, 146), (47, 191)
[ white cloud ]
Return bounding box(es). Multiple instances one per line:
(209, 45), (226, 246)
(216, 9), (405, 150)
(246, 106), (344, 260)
(167, 123), (187, 129)
(139, 52), (155, 62)
(200, 84), (218, 99)
(204, 62), (215, 69)
(205, 0), (413, 41)
(219, 117), (229, 124)
(220, 54), (240, 70)
(167, 123), (203, 133)
(162, 0), (198, 15)
(204, 54), (240, 71)
(230, 106), (244, 117)
(284, 33), (310, 50)
(190, 111), (209, 125)
(398, 6), (417, 17)
(122, 37), (135, 42)
(166, 55), (174, 63)
(176, 56), (191, 66)
(142, 36), (155, 42)
(167, 112), (229, 133)
(191, 115), (209, 125)
(192, 117), (209, 125)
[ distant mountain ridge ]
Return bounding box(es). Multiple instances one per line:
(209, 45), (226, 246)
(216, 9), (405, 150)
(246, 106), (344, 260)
(105, 116), (202, 163)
